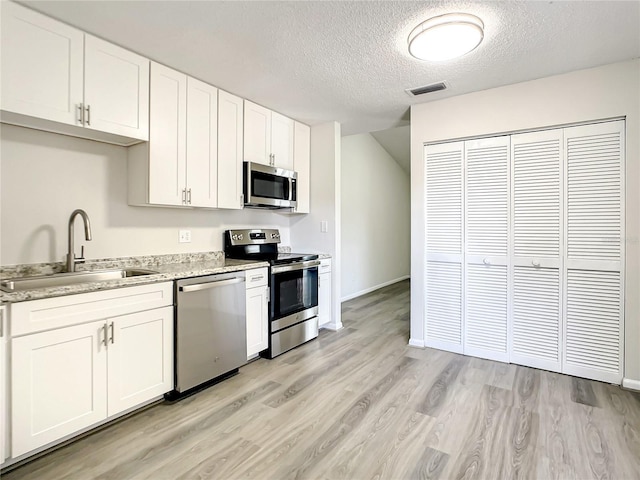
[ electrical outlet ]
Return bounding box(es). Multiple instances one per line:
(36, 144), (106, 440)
(179, 230), (192, 243)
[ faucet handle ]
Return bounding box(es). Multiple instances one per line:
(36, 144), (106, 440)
(76, 245), (86, 264)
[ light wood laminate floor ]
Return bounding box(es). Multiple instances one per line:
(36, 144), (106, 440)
(4, 280), (640, 479)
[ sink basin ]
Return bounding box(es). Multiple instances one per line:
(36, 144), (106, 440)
(0, 269), (159, 293)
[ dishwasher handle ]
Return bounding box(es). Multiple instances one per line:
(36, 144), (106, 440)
(179, 276), (245, 293)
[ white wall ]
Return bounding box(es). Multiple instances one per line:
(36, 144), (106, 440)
(290, 122), (342, 330)
(341, 133), (410, 301)
(0, 124), (291, 265)
(410, 59), (640, 385)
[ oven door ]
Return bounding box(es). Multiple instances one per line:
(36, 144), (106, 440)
(244, 162), (297, 208)
(270, 260), (319, 331)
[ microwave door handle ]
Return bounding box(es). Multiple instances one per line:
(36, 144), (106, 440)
(289, 178), (295, 201)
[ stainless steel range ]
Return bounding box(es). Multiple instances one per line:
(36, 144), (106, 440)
(224, 229), (319, 358)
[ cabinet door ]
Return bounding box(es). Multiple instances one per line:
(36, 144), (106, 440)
(318, 270), (332, 328)
(148, 63), (187, 206)
(293, 121), (311, 213)
(218, 91), (245, 209)
(12, 322), (107, 457)
(563, 120), (624, 384)
(271, 112), (294, 170)
(464, 137), (510, 362)
(0, 307), (6, 464)
(1, 1), (83, 125)
(246, 286), (268, 359)
(510, 130), (563, 372)
(107, 307), (173, 416)
(424, 142), (464, 353)
(244, 101), (271, 165)
(186, 77), (218, 208)
(84, 35), (149, 140)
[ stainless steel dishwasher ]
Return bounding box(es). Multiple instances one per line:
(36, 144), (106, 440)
(173, 271), (247, 395)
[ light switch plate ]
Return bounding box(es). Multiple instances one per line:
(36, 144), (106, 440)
(320, 221), (328, 233)
(179, 230), (192, 243)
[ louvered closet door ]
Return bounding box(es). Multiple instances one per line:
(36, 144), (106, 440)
(563, 120), (624, 384)
(464, 137), (510, 362)
(510, 130), (563, 372)
(425, 142), (464, 353)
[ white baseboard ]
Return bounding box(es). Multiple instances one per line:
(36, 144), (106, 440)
(622, 378), (640, 391)
(321, 321), (343, 331)
(408, 338), (425, 348)
(341, 275), (410, 302)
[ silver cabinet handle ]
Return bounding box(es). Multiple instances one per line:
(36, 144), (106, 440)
(271, 260), (321, 274)
(77, 104), (84, 124)
(250, 274), (264, 281)
(110, 321), (115, 344)
(483, 258), (491, 265)
(0, 308), (4, 338)
(187, 188), (192, 204)
(85, 105), (91, 126)
(179, 277), (245, 292)
(240, 194), (244, 207)
(532, 260), (541, 267)
(102, 323), (108, 346)
(182, 188), (187, 205)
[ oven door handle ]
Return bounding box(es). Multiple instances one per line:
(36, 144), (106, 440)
(179, 277), (245, 292)
(271, 260), (320, 274)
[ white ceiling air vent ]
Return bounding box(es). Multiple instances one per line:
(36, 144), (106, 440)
(405, 82), (447, 97)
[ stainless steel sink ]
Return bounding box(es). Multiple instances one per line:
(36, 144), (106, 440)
(0, 269), (159, 293)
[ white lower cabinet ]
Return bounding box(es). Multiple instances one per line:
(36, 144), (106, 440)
(246, 268), (269, 359)
(107, 307), (173, 416)
(1, 306), (8, 465)
(318, 259), (332, 328)
(12, 321), (108, 457)
(10, 283), (173, 458)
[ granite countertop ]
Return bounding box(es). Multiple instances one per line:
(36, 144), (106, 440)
(0, 252), (269, 304)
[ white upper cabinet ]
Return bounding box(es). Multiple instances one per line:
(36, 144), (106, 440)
(292, 121), (311, 213)
(147, 63), (187, 207)
(186, 77), (218, 208)
(1, 2), (149, 145)
(271, 112), (295, 170)
(1, 1), (83, 125)
(217, 91), (245, 209)
(244, 100), (294, 169)
(129, 63), (219, 208)
(83, 35), (150, 141)
(244, 101), (272, 165)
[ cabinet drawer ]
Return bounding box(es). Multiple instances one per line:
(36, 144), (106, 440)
(10, 282), (173, 336)
(246, 268), (268, 289)
(320, 258), (332, 272)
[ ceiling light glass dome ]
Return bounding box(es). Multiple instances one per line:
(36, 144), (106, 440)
(408, 13), (484, 62)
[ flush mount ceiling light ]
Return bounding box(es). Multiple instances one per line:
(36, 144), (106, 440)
(408, 13), (484, 61)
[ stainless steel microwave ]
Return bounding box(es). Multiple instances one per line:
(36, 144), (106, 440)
(243, 162), (297, 209)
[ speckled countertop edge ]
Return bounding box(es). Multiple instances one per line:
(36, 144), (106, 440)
(0, 253), (269, 304)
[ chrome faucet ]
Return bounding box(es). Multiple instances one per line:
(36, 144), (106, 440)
(66, 209), (92, 272)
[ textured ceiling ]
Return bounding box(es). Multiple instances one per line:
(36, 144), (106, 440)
(21, 0), (640, 136)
